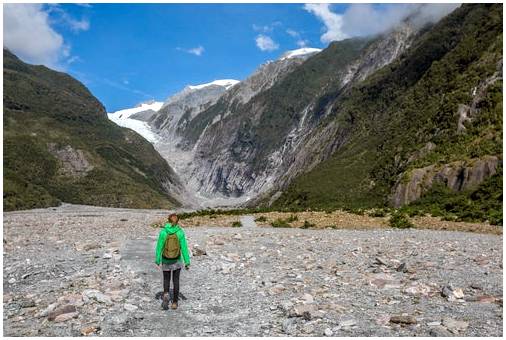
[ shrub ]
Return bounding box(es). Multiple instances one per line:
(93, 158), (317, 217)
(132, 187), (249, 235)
(255, 216), (267, 222)
(231, 221), (242, 228)
(271, 218), (291, 228)
(301, 220), (316, 229)
(287, 214), (298, 222)
(389, 211), (414, 229)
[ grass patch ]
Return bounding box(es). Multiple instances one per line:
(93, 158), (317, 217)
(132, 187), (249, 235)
(301, 220), (316, 229)
(231, 221), (242, 228)
(271, 218), (291, 228)
(389, 211), (414, 229)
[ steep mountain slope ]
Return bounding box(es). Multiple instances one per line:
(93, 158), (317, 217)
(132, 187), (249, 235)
(3, 49), (183, 210)
(176, 27), (417, 202)
(270, 4), (502, 223)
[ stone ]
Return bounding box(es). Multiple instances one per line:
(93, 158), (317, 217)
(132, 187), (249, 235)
(390, 315), (417, 325)
(124, 303), (138, 312)
(103, 253), (112, 259)
(8, 278), (16, 284)
(282, 318), (297, 335)
(442, 318), (469, 334)
(19, 299), (36, 308)
(81, 325), (100, 336)
(441, 285), (454, 298)
(221, 262), (236, 274)
(302, 293), (314, 304)
(192, 244), (207, 256)
(48, 305), (77, 321)
(427, 321), (441, 326)
(233, 234), (242, 240)
(39, 303), (58, 317)
(324, 328), (333, 336)
(466, 295), (497, 303)
(213, 239), (225, 246)
(301, 323), (314, 334)
(289, 304), (317, 318)
(54, 311), (78, 322)
(403, 283), (432, 296)
(396, 262), (410, 273)
(452, 288), (464, 299)
(340, 319), (357, 327)
(375, 257), (389, 266)
(269, 284), (285, 295)
(429, 326), (453, 337)
(83, 290), (113, 305)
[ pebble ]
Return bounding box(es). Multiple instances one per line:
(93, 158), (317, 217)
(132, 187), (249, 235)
(8, 278), (16, 284)
(48, 305), (77, 321)
(54, 311), (78, 323)
(390, 315), (417, 325)
(442, 317), (469, 334)
(123, 303), (138, 312)
(324, 328), (333, 336)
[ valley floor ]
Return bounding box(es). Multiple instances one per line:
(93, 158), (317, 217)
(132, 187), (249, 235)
(3, 204), (503, 336)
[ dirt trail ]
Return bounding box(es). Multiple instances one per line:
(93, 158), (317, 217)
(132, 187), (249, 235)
(3, 204), (503, 336)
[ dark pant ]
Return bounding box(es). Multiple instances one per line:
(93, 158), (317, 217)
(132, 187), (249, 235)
(163, 269), (181, 302)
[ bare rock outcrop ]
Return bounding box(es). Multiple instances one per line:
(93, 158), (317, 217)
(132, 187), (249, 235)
(391, 155), (500, 207)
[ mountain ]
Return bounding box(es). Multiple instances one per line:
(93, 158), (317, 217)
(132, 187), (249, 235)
(3, 49), (184, 211)
(268, 3), (502, 224)
(108, 100), (164, 143)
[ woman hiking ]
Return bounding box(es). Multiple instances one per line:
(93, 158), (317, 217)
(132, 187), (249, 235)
(155, 213), (190, 310)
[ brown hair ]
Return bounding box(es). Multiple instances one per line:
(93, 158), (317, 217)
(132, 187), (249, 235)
(168, 213), (179, 223)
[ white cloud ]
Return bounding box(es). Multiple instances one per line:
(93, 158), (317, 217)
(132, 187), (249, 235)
(47, 4), (90, 33)
(303, 4), (347, 43)
(255, 34), (279, 52)
(296, 39), (309, 47)
(253, 21), (282, 33)
(4, 4), (89, 69)
(286, 29), (300, 38)
(176, 45), (205, 56)
(3, 4), (65, 68)
(304, 3), (460, 43)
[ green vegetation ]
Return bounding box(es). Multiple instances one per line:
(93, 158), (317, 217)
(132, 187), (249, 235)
(271, 218), (291, 228)
(231, 221), (242, 228)
(389, 211), (414, 229)
(3, 49), (181, 211)
(254, 215), (267, 223)
(400, 170), (503, 225)
(286, 214), (298, 222)
(301, 220), (316, 229)
(273, 4), (502, 224)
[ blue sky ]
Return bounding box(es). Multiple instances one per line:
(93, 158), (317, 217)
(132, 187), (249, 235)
(3, 3), (459, 112)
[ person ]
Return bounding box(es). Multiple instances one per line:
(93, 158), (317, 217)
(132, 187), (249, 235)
(155, 213), (190, 310)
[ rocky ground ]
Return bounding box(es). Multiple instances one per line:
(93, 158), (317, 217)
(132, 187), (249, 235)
(3, 204), (503, 336)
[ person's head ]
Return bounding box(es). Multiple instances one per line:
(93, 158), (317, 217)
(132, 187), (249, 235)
(168, 213), (179, 225)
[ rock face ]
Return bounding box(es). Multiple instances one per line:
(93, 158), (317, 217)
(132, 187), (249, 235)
(391, 156), (500, 207)
(47, 143), (94, 177)
(169, 27), (415, 205)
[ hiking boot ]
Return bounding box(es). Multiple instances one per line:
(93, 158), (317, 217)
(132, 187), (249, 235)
(171, 302), (178, 310)
(161, 293), (169, 310)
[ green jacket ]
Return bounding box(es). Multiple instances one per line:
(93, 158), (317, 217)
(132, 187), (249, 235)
(155, 223), (191, 266)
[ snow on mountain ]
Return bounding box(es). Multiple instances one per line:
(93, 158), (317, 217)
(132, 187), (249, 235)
(280, 48), (322, 60)
(107, 101), (164, 143)
(187, 79), (240, 90)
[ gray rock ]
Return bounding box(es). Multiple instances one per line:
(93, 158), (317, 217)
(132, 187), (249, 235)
(429, 326), (453, 337)
(442, 318), (469, 334)
(324, 328), (333, 336)
(48, 305), (77, 321)
(282, 318), (297, 335)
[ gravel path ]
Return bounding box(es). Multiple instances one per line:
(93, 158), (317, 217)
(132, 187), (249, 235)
(3, 204), (503, 336)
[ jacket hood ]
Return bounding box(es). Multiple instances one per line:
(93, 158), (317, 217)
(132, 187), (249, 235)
(164, 223), (181, 234)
